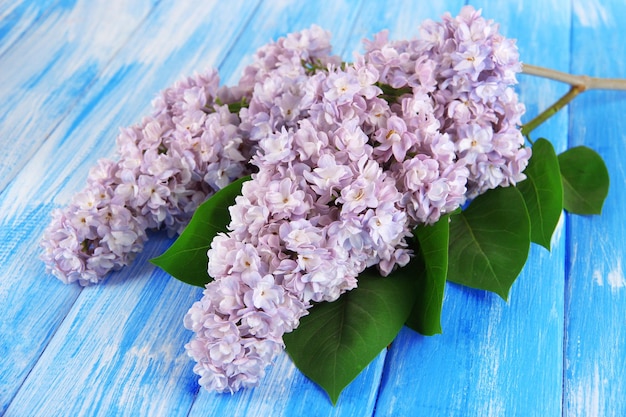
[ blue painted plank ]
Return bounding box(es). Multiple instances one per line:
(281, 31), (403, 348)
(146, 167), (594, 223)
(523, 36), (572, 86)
(187, 1), (421, 415)
(565, 1), (626, 416)
(0, 204), (82, 415)
(0, 1), (261, 415)
(0, 6), (157, 405)
(342, 0), (465, 55)
(219, 0), (363, 85)
(3, 237), (203, 417)
(0, 0), (59, 58)
(189, 350), (385, 417)
(0, 0), (157, 194)
(2, 1), (624, 417)
(373, 1), (570, 415)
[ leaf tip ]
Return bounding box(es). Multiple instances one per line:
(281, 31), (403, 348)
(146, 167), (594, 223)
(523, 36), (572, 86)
(405, 320), (443, 336)
(316, 380), (343, 406)
(535, 239), (552, 252)
(423, 326), (443, 336)
(149, 255), (161, 266)
(496, 288), (511, 302)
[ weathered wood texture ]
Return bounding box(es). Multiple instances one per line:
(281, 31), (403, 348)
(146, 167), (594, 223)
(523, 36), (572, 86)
(0, 1), (624, 416)
(565, 1), (626, 416)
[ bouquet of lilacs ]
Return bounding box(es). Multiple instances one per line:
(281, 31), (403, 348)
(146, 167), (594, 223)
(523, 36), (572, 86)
(40, 6), (611, 404)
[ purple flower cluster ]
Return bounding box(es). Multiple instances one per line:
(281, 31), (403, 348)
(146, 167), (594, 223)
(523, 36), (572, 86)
(183, 7), (530, 393)
(41, 6), (531, 393)
(40, 70), (254, 285)
(185, 63), (412, 391)
(360, 5), (529, 223)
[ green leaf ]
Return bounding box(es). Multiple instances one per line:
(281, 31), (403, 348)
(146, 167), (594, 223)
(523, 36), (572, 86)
(283, 268), (417, 404)
(150, 176), (250, 287)
(558, 146), (609, 215)
(447, 186), (531, 300)
(517, 138), (563, 249)
(405, 216), (449, 335)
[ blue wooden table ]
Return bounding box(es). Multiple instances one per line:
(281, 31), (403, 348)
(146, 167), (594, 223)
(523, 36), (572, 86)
(1, 1), (625, 416)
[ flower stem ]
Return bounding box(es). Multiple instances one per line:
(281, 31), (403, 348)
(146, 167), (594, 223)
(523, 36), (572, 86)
(520, 64), (626, 138)
(520, 85), (584, 137)
(522, 64), (626, 91)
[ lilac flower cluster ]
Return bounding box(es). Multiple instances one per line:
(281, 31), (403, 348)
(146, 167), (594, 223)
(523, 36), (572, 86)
(183, 7), (530, 393)
(41, 6), (531, 393)
(360, 5), (529, 224)
(40, 70), (254, 285)
(185, 63), (412, 391)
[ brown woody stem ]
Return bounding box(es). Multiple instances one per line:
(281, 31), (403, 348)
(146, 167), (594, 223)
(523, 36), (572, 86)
(520, 64), (626, 137)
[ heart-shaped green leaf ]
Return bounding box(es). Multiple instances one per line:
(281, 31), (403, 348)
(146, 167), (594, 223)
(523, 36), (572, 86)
(150, 176), (250, 287)
(405, 216), (449, 335)
(517, 138), (563, 249)
(447, 186), (531, 300)
(283, 267), (417, 404)
(558, 146), (609, 215)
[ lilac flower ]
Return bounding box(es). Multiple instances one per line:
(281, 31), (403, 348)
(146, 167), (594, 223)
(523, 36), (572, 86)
(184, 43), (413, 392)
(41, 8), (532, 394)
(361, 5), (529, 220)
(41, 69), (255, 285)
(182, 8), (529, 394)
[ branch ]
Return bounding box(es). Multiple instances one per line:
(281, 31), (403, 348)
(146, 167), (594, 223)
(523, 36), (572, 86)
(522, 64), (626, 91)
(519, 64), (626, 138)
(520, 86), (584, 138)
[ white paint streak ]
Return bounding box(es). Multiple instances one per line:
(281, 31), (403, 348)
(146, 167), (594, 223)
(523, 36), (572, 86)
(572, 364), (605, 417)
(573, 0), (613, 28)
(131, 4), (213, 66)
(607, 258), (626, 291)
(67, 1), (146, 62)
(475, 301), (504, 417)
(589, 365), (605, 417)
(592, 365), (601, 417)
(592, 260), (625, 291)
(593, 269), (604, 286)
